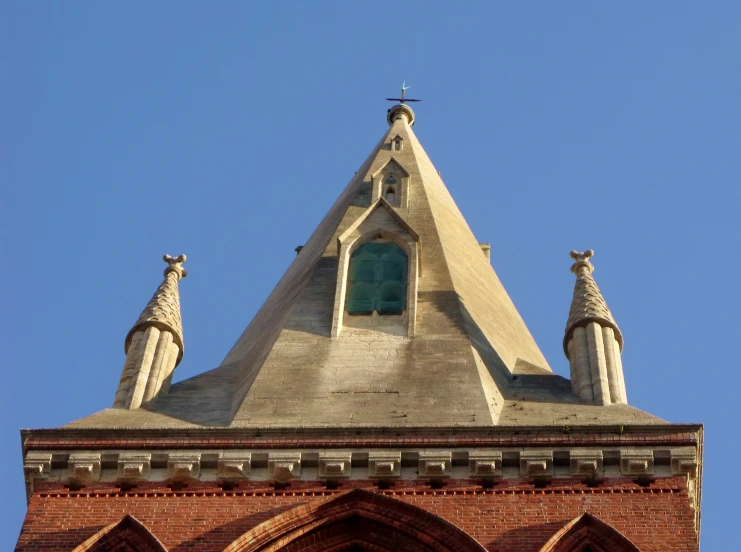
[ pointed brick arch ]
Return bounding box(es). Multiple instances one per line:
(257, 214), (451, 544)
(72, 514), (167, 552)
(539, 513), (642, 552)
(223, 488), (487, 552)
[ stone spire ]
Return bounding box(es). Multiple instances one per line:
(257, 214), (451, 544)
(217, 102), (553, 427)
(564, 250), (627, 405)
(114, 255), (187, 409)
(68, 103), (668, 431)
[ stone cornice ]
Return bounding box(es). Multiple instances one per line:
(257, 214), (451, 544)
(25, 447), (698, 489)
(21, 425), (703, 536)
(21, 424), (703, 451)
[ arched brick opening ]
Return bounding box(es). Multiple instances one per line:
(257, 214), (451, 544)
(223, 488), (487, 552)
(72, 514), (167, 552)
(539, 513), (642, 552)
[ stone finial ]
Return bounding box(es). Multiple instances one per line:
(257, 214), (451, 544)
(387, 104), (416, 126)
(570, 250), (594, 274)
(125, 254), (188, 357)
(116, 254), (189, 409)
(564, 249), (622, 352)
(564, 249), (628, 405)
(164, 254), (187, 279)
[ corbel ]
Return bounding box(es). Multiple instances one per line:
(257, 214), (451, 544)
(469, 450), (502, 478)
(368, 451), (401, 479)
(318, 452), (352, 479)
(218, 451), (252, 479)
(24, 452), (52, 479)
(620, 448), (654, 476)
(268, 452), (301, 483)
(419, 451), (451, 478)
(570, 449), (604, 478)
(167, 451), (201, 481)
(520, 449), (553, 478)
(117, 452), (152, 480)
(68, 452), (102, 482)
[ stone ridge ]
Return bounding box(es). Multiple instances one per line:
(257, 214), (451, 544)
(125, 261), (186, 361)
(564, 258), (622, 355)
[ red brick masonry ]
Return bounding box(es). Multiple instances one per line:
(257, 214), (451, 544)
(17, 477), (697, 551)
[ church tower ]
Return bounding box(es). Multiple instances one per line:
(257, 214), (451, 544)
(16, 100), (702, 551)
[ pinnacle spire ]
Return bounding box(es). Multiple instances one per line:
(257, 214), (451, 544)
(125, 254), (187, 366)
(564, 250), (622, 355)
(114, 255), (188, 409)
(563, 250), (627, 405)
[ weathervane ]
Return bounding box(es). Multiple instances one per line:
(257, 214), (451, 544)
(385, 81), (421, 104)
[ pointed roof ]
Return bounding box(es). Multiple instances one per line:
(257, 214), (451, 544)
(212, 103), (556, 427)
(124, 254), (187, 365)
(564, 250), (622, 354)
(67, 106), (665, 430)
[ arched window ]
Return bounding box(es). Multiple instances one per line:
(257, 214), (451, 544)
(71, 515), (167, 552)
(346, 242), (407, 315)
(384, 175), (398, 204)
(222, 489), (487, 552)
(537, 513), (641, 552)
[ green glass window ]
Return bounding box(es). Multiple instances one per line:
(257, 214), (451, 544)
(346, 242), (408, 315)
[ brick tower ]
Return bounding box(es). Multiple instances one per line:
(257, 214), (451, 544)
(16, 102), (702, 551)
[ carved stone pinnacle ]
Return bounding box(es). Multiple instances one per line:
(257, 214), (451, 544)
(163, 254), (187, 279)
(570, 249), (594, 274)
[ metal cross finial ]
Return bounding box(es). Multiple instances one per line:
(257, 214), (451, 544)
(385, 81), (422, 104)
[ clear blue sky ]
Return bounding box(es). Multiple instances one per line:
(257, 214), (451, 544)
(2, 2), (739, 549)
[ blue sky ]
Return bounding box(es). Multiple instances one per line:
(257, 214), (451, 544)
(2, 2), (739, 548)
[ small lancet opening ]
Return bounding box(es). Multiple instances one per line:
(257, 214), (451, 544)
(384, 175), (398, 204)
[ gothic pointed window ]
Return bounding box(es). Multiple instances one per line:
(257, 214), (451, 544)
(346, 243), (407, 315)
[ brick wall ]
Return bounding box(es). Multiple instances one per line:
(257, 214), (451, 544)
(16, 477), (697, 551)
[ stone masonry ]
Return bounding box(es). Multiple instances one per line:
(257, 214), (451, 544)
(15, 102), (702, 551)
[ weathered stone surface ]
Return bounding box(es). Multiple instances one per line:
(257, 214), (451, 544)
(167, 451), (201, 481)
(469, 450), (502, 478)
(569, 449), (604, 477)
(368, 451), (401, 479)
(117, 452), (152, 480)
(218, 451), (251, 479)
(520, 449), (553, 478)
(268, 452), (301, 482)
(65, 117), (665, 431)
(419, 451), (452, 478)
(318, 452), (352, 479)
(620, 448), (655, 476)
(68, 452), (101, 481)
(24, 452), (52, 478)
